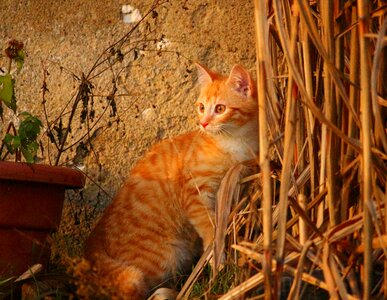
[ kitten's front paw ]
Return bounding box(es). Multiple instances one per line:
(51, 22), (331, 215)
(147, 288), (177, 300)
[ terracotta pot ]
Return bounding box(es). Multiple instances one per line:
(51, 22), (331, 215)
(0, 161), (85, 277)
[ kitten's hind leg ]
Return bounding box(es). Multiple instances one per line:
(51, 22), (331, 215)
(147, 288), (178, 300)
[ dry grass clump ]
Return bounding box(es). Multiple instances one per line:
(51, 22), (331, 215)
(178, 0), (387, 299)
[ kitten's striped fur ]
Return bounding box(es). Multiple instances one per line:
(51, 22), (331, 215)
(84, 64), (258, 299)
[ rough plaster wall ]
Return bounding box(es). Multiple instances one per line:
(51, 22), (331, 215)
(1, 0), (255, 247)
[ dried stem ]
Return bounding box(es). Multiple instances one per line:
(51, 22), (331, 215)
(274, 3), (299, 294)
(254, 0), (273, 298)
(358, 0), (373, 298)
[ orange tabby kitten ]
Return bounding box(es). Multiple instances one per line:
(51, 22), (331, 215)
(84, 64), (258, 299)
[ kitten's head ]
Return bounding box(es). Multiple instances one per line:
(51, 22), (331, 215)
(195, 64), (257, 136)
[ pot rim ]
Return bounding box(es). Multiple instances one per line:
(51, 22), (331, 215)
(0, 161), (85, 188)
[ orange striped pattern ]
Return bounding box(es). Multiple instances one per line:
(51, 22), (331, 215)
(84, 64), (258, 299)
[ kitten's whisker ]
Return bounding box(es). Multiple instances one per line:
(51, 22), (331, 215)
(220, 127), (233, 137)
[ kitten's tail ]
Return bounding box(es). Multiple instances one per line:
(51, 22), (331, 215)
(84, 251), (147, 299)
(109, 263), (146, 299)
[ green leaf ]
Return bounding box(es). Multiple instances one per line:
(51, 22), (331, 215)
(15, 49), (25, 72)
(0, 74), (17, 112)
(3, 133), (21, 154)
(17, 112), (42, 162)
(3, 113), (42, 162)
(21, 141), (39, 163)
(18, 112), (43, 143)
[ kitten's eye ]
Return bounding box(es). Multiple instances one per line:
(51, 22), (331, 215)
(198, 103), (205, 113)
(215, 104), (226, 114)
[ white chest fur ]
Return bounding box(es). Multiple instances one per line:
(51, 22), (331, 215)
(215, 120), (258, 162)
(217, 135), (258, 162)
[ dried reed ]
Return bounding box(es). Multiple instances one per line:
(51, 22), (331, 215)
(179, 1), (387, 299)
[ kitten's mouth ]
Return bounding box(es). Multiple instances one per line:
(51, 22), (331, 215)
(201, 125), (229, 136)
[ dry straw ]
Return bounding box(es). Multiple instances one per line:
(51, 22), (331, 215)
(179, 0), (387, 299)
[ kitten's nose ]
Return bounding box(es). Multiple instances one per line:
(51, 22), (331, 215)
(201, 122), (209, 128)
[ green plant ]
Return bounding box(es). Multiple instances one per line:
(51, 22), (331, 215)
(0, 40), (43, 163)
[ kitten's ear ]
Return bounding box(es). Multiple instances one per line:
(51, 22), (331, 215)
(195, 63), (215, 86)
(226, 64), (253, 98)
